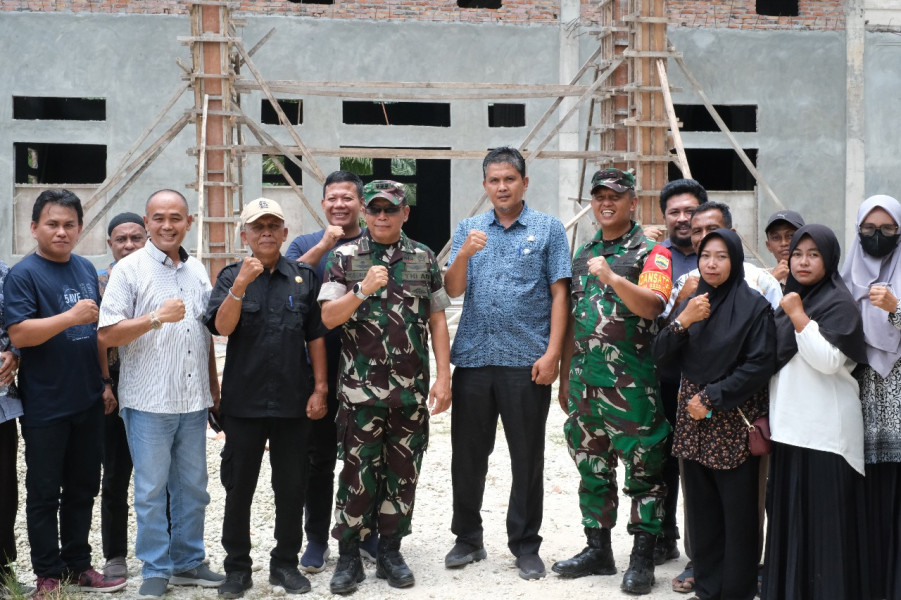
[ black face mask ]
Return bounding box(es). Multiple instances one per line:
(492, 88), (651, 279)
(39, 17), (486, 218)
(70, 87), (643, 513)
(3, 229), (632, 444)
(860, 230), (901, 258)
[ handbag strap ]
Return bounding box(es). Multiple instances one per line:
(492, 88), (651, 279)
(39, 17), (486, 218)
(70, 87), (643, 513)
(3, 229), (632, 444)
(736, 407), (754, 430)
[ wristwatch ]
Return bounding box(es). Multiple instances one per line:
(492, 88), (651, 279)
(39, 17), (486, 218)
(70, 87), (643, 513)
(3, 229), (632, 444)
(102, 377), (114, 386)
(672, 319), (686, 334)
(149, 311), (163, 330)
(352, 282), (368, 300)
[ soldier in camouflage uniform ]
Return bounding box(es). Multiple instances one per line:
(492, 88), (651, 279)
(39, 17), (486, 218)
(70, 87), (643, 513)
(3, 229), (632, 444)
(554, 169), (673, 595)
(317, 180), (452, 595)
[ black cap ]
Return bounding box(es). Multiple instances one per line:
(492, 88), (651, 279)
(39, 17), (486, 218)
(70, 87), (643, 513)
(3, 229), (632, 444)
(765, 210), (805, 233)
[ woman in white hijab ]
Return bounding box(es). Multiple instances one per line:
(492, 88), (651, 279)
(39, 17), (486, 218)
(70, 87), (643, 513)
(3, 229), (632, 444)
(840, 194), (901, 600)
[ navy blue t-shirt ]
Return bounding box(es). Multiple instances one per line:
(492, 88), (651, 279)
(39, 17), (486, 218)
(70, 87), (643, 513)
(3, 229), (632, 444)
(3, 253), (103, 426)
(286, 229), (366, 282)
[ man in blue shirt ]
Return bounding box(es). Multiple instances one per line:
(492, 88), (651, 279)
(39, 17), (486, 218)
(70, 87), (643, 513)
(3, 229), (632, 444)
(4, 189), (126, 598)
(443, 147), (571, 580)
(284, 171), (376, 571)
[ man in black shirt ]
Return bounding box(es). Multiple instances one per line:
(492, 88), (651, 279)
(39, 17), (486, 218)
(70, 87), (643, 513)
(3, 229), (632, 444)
(205, 198), (328, 598)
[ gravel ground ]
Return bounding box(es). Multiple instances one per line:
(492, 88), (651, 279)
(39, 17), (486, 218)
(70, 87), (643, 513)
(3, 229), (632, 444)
(10, 335), (688, 599)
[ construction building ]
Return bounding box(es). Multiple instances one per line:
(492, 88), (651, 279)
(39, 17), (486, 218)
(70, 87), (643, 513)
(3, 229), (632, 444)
(0, 0), (898, 273)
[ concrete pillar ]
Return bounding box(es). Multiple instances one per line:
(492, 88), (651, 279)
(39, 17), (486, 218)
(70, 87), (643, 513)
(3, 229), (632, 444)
(558, 0), (581, 223)
(845, 0), (866, 248)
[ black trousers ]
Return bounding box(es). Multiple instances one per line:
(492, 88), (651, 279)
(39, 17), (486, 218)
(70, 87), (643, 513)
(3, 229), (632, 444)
(659, 379), (682, 543)
(683, 457), (760, 600)
(21, 400), (103, 578)
(0, 418), (18, 574)
(101, 409), (133, 559)
(220, 415), (311, 573)
(450, 366), (551, 557)
(303, 390), (338, 545)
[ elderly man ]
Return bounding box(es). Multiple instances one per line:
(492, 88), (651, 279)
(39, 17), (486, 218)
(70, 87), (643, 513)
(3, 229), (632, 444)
(319, 180), (451, 594)
(205, 198), (328, 598)
(444, 147), (571, 580)
(284, 171), (378, 571)
(96, 211), (148, 579)
(554, 169), (673, 595)
(4, 189), (126, 598)
(98, 189), (223, 598)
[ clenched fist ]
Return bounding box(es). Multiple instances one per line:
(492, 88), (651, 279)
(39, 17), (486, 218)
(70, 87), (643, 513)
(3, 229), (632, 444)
(68, 299), (99, 326)
(156, 298), (186, 323)
(360, 266), (389, 297)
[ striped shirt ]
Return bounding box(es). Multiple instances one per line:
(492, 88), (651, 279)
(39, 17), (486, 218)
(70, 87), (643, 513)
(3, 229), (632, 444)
(98, 242), (213, 414)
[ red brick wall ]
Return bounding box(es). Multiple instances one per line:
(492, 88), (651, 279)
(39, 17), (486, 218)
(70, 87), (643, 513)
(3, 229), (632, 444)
(0, 0), (561, 23)
(580, 0), (846, 31)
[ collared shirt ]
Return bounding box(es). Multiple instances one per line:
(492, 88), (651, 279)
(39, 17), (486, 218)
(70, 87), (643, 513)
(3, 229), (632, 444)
(318, 232), (451, 407)
(449, 204), (572, 368)
(662, 238), (697, 280)
(205, 255), (327, 419)
(98, 242), (213, 414)
(570, 223), (672, 389)
(97, 262), (121, 374)
(0, 261), (23, 424)
(661, 262), (783, 319)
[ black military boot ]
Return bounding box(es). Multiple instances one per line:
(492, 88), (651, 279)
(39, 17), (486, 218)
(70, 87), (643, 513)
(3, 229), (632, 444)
(330, 540), (366, 595)
(551, 528), (617, 578)
(375, 535), (415, 588)
(621, 531), (656, 594)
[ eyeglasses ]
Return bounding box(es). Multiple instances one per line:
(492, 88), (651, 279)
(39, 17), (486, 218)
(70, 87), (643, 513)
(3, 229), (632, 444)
(859, 224), (899, 237)
(365, 205), (402, 216)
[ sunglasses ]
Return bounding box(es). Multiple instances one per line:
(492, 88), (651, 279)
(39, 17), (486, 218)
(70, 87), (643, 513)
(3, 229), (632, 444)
(365, 205), (403, 216)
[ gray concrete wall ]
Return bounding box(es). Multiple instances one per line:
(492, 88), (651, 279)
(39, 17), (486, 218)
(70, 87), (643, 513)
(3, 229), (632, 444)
(0, 11), (568, 267)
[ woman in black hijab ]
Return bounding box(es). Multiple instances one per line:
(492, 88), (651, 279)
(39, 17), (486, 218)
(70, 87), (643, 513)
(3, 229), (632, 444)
(654, 229), (776, 600)
(763, 225), (869, 599)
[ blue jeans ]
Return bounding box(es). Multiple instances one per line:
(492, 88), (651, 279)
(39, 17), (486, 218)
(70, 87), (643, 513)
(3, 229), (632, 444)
(121, 408), (210, 579)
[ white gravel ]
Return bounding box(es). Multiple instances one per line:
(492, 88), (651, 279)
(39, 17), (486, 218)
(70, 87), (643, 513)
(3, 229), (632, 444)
(10, 336), (687, 599)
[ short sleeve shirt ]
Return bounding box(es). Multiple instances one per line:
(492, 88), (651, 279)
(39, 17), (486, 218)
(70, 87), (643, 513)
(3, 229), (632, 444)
(98, 242), (213, 414)
(4, 253), (103, 425)
(318, 232), (450, 407)
(662, 262), (783, 319)
(449, 204), (572, 368)
(570, 223), (672, 389)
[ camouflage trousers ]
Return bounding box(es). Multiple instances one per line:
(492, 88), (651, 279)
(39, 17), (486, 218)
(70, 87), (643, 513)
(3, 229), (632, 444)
(331, 402), (429, 543)
(564, 381), (670, 536)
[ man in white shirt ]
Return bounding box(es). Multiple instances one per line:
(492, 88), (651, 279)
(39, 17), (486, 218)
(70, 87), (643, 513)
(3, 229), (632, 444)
(662, 202), (782, 320)
(98, 189), (223, 598)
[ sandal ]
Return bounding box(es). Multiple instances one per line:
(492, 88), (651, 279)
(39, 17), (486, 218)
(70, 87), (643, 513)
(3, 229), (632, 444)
(672, 564), (695, 593)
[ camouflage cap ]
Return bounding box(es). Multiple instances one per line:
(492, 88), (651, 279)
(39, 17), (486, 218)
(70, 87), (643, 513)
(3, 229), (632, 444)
(241, 197), (285, 226)
(590, 168), (636, 194)
(362, 180), (406, 206)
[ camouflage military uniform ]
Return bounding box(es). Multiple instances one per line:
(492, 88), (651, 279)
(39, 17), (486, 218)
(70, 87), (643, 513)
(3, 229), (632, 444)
(567, 222), (672, 536)
(318, 232), (450, 542)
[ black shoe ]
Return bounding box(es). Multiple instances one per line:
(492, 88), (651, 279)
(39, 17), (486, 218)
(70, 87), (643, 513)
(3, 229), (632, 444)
(375, 536), (415, 588)
(330, 541), (366, 595)
(622, 532), (656, 594)
(653, 536), (680, 566)
(515, 553), (546, 580)
(269, 566), (311, 594)
(218, 572), (252, 599)
(552, 528), (617, 578)
(444, 542), (487, 568)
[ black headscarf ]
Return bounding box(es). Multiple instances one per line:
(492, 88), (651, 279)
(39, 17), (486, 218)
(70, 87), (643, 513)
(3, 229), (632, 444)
(674, 228), (772, 384)
(775, 224), (867, 369)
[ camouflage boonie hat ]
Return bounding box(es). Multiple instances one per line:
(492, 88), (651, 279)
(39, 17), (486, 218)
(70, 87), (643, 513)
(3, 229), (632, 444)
(362, 180), (406, 207)
(590, 169), (636, 194)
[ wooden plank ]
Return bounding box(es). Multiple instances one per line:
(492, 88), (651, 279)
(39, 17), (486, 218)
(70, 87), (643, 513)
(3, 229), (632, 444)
(235, 79), (592, 93)
(231, 85), (594, 101)
(673, 53), (785, 210)
(656, 58), (691, 178)
(235, 41), (326, 183)
(82, 83), (190, 215)
(226, 145), (627, 160)
(196, 94), (209, 262)
(237, 108), (326, 229)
